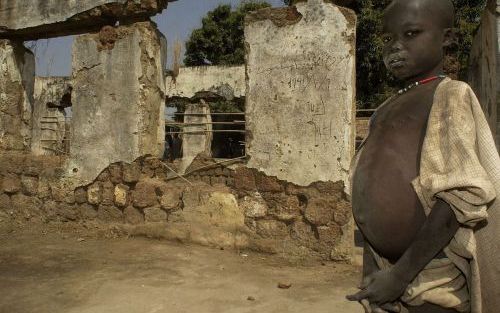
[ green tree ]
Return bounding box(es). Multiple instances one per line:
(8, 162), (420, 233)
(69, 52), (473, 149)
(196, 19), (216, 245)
(184, 1), (271, 66)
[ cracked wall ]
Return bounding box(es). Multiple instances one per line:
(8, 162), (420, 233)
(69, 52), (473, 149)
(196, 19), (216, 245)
(69, 21), (166, 187)
(244, 0), (356, 188)
(0, 40), (35, 152)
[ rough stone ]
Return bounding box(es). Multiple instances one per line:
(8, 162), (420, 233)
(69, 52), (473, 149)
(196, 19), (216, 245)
(37, 180), (51, 199)
(114, 184), (129, 207)
(108, 163), (122, 184)
(291, 220), (317, 246)
(160, 189), (182, 210)
(132, 180), (158, 208)
(304, 199), (334, 226)
(124, 206), (144, 224)
(0, 193), (12, 213)
(317, 224), (342, 246)
(245, 0), (356, 187)
(0, 0), (173, 40)
(144, 207), (167, 222)
(255, 173), (283, 193)
(59, 203), (79, 221)
(87, 182), (102, 205)
(240, 193), (268, 218)
(101, 181), (115, 205)
(0, 40), (35, 152)
(41, 200), (59, 222)
(11, 193), (43, 220)
(68, 21), (166, 186)
(80, 204), (98, 220)
(166, 65), (245, 99)
(97, 170), (110, 182)
(233, 167), (256, 191)
(50, 184), (66, 202)
(2, 174), (21, 194)
(21, 176), (38, 196)
(333, 200), (351, 226)
(256, 219), (289, 239)
(97, 204), (123, 222)
(265, 193), (301, 222)
(74, 187), (87, 204)
(122, 163), (141, 184)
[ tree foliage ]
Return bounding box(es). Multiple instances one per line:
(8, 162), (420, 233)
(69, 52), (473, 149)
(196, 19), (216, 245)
(184, 1), (271, 66)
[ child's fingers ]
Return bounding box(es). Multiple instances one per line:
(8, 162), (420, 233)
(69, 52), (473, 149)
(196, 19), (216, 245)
(360, 299), (372, 313)
(346, 288), (370, 301)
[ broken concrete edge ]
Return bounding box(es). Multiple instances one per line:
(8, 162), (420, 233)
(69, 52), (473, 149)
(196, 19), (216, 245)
(244, 0), (356, 29)
(0, 0), (175, 41)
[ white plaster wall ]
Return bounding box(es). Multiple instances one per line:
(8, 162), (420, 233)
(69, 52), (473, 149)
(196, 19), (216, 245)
(166, 65), (245, 99)
(245, 0), (356, 188)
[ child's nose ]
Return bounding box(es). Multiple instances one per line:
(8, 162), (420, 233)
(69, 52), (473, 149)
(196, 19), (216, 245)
(389, 40), (403, 53)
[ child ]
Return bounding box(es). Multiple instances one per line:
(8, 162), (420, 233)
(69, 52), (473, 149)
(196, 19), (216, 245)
(346, 0), (500, 312)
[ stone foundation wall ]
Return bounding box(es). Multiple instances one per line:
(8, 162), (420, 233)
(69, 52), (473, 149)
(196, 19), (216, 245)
(0, 152), (353, 260)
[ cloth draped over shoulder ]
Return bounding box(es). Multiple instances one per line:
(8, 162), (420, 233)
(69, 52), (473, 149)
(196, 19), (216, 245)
(411, 78), (500, 313)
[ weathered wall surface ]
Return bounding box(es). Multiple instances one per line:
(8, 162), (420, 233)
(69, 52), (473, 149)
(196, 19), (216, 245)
(468, 0), (500, 149)
(0, 40), (35, 152)
(0, 0), (174, 40)
(166, 65), (245, 100)
(69, 22), (166, 187)
(32, 77), (72, 156)
(244, 0), (356, 187)
(179, 102), (213, 174)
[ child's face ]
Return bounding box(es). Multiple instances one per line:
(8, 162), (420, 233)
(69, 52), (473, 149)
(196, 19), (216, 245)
(381, 1), (449, 82)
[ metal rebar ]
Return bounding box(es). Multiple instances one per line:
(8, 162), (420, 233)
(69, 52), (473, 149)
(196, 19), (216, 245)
(167, 130), (247, 134)
(175, 112), (245, 116)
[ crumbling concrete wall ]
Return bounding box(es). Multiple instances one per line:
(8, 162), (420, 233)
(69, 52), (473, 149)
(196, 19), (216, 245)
(244, 0), (356, 187)
(166, 65), (245, 100)
(179, 102), (213, 174)
(0, 40), (35, 152)
(32, 77), (72, 156)
(468, 0), (500, 149)
(0, 0), (174, 40)
(69, 21), (166, 186)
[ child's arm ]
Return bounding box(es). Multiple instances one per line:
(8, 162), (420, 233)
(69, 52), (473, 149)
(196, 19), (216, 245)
(347, 198), (459, 305)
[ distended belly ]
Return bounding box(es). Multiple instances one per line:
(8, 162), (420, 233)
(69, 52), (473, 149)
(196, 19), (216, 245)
(352, 143), (427, 262)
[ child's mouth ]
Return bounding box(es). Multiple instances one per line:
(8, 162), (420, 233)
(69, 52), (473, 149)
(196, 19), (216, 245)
(389, 58), (405, 68)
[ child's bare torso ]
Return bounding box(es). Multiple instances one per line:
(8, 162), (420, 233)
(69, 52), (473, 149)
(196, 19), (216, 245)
(352, 81), (443, 263)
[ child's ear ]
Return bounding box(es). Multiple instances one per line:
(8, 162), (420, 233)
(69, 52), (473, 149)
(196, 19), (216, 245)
(443, 28), (456, 48)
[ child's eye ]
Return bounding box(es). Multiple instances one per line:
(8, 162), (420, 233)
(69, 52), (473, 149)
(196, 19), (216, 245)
(405, 30), (420, 37)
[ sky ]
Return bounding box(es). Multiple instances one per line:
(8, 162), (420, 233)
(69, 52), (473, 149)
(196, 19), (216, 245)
(31, 0), (284, 77)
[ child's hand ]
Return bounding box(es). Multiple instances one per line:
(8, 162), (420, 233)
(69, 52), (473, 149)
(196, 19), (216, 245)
(346, 269), (408, 305)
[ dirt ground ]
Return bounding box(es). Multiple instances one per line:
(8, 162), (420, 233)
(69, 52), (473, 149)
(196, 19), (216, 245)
(0, 227), (363, 313)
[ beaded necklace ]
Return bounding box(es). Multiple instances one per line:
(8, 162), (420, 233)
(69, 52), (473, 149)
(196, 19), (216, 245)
(397, 74), (447, 95)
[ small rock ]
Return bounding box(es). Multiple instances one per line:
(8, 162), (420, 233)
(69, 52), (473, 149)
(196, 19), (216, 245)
(77, 238), (85, 242)
(247, 296), (256, 301)
(278, 282), (292, 289)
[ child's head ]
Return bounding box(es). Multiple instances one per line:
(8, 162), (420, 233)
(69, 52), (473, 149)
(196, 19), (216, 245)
(382, 0), (455, 82)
